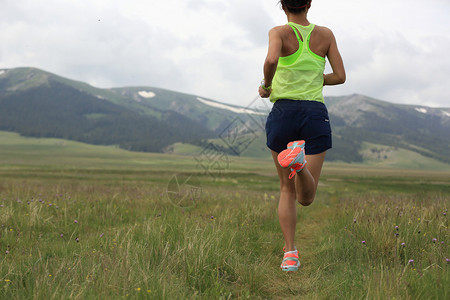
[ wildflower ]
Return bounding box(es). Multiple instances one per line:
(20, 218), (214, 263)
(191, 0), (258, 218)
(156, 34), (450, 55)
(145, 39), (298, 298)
(74, 220), (78, 224)
(441, 241), (445, 245)
(408, 259), (414, 264)
(401, 243), (406, 247)
(432, 238), (437, 243)
(362, 240), (366, 245)
(353, 219), (357, 223)
(446, 258), (450, 264)
(210, 216), (215, 220)
(75, 237), (79, 242)
(60, 234), (64, 238)
(395, 233), (399, 237)
(444, 212), (447, 216)
(136, 288), (141, 291)
(100, 233), (104, 238)
(4, 279), (10, 282)
(48, 203), (52, 207)
(5, 250), (9, 254)
(395, 226), (399, 230)
(147, 290), (152, 293)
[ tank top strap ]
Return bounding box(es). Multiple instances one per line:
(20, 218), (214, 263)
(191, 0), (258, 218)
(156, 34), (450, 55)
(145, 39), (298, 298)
(287, 23), (302, 43)
(287, 22), (315, 49)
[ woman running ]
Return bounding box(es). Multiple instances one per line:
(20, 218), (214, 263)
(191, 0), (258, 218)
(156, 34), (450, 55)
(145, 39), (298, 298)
(259, 0), (346, 271)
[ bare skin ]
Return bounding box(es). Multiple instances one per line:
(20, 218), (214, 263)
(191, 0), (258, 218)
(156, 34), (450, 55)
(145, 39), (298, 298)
(259, 2), (346, 252)
(259, 1), (346, 98)
(272, 151), (326, 252)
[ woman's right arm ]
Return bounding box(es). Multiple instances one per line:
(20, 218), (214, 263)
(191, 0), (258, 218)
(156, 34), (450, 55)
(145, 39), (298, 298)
(259, 28), (282, 98)
(323, 29), (346, 86)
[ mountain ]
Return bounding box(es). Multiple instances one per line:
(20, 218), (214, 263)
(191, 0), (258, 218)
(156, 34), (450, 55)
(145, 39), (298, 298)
(325, 94), (450, 164)
(1, 67), (449, 167)
(0, 67), (263, 152)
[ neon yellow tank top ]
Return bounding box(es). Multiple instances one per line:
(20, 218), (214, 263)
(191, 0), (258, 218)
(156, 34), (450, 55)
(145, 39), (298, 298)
(270, 22), (326, 103)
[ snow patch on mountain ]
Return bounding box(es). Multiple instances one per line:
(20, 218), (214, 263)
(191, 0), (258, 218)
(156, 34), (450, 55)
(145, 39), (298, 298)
(415, 107), (427, 114)
(196, 97), (265, 115)
(138, 91), (156, 98)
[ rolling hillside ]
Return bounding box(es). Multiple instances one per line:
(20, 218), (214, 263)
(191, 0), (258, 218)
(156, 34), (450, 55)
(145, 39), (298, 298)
(0, 67), (449, 167)
(0, 68), (218, 152)
(325, 94), (450, 163)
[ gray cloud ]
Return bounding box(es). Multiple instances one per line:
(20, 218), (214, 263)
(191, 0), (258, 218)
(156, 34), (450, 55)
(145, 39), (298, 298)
(0, 0), (186, 90)
(0, 0), (449, 108)
(329, 26), (450, 107)
(226, 1), (276, 47)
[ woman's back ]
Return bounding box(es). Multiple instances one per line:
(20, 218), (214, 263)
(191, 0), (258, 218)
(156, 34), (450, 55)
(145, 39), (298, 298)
(275, 23), (332, 59)
(270, 22), (327, 103)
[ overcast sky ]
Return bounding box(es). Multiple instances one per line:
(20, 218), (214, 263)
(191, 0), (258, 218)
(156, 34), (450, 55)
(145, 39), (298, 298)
(1, 0), (449, 107)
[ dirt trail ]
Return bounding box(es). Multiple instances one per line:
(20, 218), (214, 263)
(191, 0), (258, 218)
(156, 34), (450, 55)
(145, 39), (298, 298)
(266, 199), (335, 299)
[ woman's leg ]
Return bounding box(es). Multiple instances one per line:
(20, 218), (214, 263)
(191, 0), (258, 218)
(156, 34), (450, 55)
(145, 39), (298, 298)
(272, 150), (327, 252)
(272, 150), (297, 252)
(294, 151), (326, 206)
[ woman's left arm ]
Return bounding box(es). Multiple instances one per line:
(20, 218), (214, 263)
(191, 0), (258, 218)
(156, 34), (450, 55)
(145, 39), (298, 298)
(323, 29), (346, 86)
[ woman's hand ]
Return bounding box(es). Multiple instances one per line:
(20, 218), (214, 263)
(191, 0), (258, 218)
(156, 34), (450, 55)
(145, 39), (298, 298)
(259, 85), (272, 98)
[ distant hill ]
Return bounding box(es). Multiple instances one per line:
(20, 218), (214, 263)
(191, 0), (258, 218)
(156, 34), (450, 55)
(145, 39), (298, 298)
(325, 94), (450, 164)
(1, 67), (449, 166)
(0, 67), (242, 152)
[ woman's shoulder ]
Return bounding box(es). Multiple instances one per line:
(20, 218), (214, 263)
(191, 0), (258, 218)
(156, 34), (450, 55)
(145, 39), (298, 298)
(312, 25), (334, 38)
(271, 24), (334, 35)
(269, 24), (294, 35)
(269, 24), (301, 43)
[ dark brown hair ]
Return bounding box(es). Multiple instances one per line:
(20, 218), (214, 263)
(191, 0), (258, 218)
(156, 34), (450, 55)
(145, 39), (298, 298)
(280, 0), (310, 14)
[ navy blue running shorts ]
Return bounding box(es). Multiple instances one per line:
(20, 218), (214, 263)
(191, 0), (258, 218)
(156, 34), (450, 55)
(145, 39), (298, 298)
(265, 99), (332, 155)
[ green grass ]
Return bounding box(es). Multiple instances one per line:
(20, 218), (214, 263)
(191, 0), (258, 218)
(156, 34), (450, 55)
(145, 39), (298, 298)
(0, 131), (449, 299)
(360, 142), (450, 171)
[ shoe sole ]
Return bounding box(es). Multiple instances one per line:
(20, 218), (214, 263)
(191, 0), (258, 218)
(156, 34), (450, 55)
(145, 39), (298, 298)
(281, 267), (299, 272)
(287, 140), (305, 149)
(277, 147), (303, 168)
(281, 263), (300, 272)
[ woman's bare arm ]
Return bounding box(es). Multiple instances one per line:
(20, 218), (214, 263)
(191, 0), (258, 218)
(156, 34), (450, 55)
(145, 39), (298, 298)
(259, 28), (283, 98)
(323, 29), (346, 85)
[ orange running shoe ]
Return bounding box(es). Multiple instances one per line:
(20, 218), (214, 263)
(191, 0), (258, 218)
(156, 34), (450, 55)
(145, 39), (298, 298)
(280, 250), (300, 272)
(277, 140), (306, 179)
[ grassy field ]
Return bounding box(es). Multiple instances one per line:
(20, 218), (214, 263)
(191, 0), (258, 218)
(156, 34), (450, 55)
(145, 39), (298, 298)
(0, 131), (449, 299)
